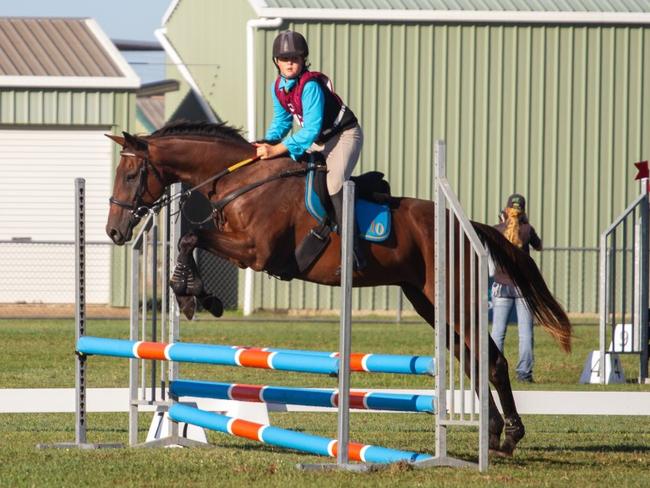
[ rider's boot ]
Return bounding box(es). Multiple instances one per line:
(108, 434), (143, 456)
(330, 190), (367, 271)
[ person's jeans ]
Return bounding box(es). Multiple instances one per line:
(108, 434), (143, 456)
(491, 296), (534, 380)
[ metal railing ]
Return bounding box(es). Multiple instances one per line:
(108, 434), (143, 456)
(599, 191), (650, 383)
(128, 184), (184, 446)
(431, 140), (489, 471)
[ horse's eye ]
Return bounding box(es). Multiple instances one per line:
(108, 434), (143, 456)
(125, 173), (138, 182)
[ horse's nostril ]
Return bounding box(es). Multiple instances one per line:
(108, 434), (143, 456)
(108, 228), (121, 242)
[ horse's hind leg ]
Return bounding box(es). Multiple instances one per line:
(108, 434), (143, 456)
(455, 277), (524, 456)
(400, 284), (506, 455)
(487, 340), (524, 456)
(452, 334), (503, 451)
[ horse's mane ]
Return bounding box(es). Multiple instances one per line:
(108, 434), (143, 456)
(149, 120), (248, 145)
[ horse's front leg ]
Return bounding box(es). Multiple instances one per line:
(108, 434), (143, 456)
(171, 229), (259, 319)
(171, 232), (204, 297)
(170, 231), (224, 320)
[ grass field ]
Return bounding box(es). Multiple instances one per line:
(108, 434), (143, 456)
(1, 316), (649, 487)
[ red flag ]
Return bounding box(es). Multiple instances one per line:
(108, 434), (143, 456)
(634, 160), (649, 180)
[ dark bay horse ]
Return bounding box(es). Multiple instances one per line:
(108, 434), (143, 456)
(105, 121), (571, 457)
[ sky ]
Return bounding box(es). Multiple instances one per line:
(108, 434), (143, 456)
(0, 0), (172, 83)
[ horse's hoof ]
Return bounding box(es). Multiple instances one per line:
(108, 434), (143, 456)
(170, 278), (187, 296)
(489, 448), (513, 458)
(504, 414), (525, 443)
(170, 264), (204, 297)
(200, 295), (224, 318)
(177, 295), (197, 320)
(499, 414), (525, 457)
(489, 435), (502, 451)
(498, 439), (517, 457)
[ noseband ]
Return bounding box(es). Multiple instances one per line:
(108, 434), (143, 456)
(109, 152), (165, 222)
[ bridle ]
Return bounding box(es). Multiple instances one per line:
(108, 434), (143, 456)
(108, 151), (166, 222)
(108, 150), (264, 223)
(109, 149), (319, 228)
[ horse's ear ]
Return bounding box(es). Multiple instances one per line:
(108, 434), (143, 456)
(105, 134), (125, 146)
(122, 131), (149, 153)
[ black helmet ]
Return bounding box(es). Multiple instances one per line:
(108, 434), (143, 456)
(272, 30), (309, 59)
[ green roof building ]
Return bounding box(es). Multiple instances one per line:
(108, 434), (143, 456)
(158, 0), (650, 314)
(0, 17), (139, 307)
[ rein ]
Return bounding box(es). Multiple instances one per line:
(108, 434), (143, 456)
(109, 152), (262, 220)
(158, 154), (264, 215)
(109, 151), (321, 227)
(189, 164), (323, 227)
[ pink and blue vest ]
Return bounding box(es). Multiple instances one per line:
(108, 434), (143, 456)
(274, 71), (357, 143)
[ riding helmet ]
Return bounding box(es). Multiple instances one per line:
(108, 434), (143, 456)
(272, 30), (309, 59)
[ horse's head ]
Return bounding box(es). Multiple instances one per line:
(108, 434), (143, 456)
(105, 132), (166, 245)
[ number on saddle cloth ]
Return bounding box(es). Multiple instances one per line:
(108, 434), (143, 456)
(304, 166), (392, 242)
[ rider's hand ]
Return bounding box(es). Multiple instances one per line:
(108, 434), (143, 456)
(254, 143), (287, 160)
(254, 143), (271, 159)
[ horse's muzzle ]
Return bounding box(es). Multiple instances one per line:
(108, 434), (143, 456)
(106, 222), (134, 245)
(106, 208), (138, 245)
(107, 225), (126, 245)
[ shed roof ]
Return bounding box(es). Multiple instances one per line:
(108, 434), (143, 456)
(0, 17), (139, 89)
(247, 0), (650, 23)
(256, 0), (648, 12)
(136, 96), (165, 131)
(136, 79), (179, 132)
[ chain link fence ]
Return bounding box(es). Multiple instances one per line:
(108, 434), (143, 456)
(0, 239), (601, 319)
(0, 240), (115, 318)
(196, 250), (239, 310)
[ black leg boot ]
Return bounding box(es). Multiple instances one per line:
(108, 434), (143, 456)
(330, 190), (367, 271)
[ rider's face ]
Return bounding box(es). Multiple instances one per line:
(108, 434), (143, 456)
(276, 56), (304, 79)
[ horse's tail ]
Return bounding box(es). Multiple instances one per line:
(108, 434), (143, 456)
(471, 221), (572, 353)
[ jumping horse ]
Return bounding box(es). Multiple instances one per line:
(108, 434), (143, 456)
(105, 121), (571, 458)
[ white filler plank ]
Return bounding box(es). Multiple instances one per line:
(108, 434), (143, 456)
(2, 389), (650, 416)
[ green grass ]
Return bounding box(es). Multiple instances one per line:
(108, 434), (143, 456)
(1, 318), (649, 487)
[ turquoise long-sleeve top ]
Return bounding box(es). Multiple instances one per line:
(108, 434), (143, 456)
(264, 76), (324, 160)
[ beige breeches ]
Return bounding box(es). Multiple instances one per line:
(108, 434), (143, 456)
(310, 124), (364, 195)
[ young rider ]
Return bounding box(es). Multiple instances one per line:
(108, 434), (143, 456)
(254, 30), (366, 270)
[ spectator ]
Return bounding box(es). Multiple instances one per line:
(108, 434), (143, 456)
(491, 193), (542, 383)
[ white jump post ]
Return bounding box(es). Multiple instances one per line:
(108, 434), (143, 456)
(38, 178), (122, 449)
(129, 183), (209, 448)
(413, 140), (489, 471)
(299, 180), (362, 471)
(337, 180), (355, 465)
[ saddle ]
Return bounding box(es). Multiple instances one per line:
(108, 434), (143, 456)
(294, 154), (392, 274)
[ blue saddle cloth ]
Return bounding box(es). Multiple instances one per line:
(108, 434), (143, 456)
(305, 169), (391, 242)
